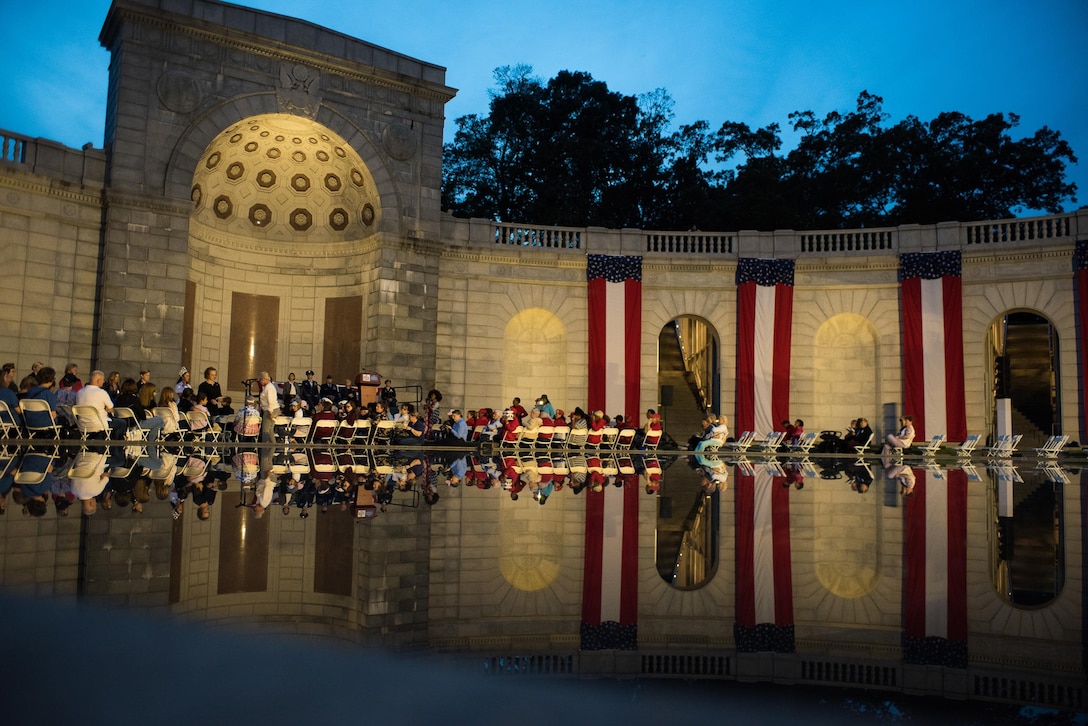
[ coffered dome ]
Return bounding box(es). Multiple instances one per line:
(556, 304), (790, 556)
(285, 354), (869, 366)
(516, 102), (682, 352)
(190, 114), (380, 243)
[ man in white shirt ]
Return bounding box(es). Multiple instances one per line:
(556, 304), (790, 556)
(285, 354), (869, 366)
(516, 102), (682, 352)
(258, 371), (280, 442)
(75, 370), (125, 439)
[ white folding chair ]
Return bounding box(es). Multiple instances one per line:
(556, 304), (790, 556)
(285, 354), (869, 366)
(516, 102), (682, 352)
(722, 431), (756, 453)
(948, 434), (981, 459)
(564, 428), (588, 450)
(787, 431), (818, 454)
(615, 428), (637, 449)
(641, 428), (662, 450)
(371, 420), (400, 445)
(71, 404), (110, 440)
(919, 433), (946, 458)
(20, 398), (60, 439)
(309, 418), (338, 444)
(852, 432), (874, 456)
(0, 400), (20, 438)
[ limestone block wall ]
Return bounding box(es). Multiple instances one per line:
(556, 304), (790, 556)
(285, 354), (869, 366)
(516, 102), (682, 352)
(961, 245), (1078, 437)
(95, 193), (192, 376)
(791, 259), (901, 441)
(435, 248), (589, 414)
(0, 166), (104, 371)
(641, 261), (737, 421)
(171, 506), (372, 643)
(82, 509), (173, 611)
(0, 511), (83, 599)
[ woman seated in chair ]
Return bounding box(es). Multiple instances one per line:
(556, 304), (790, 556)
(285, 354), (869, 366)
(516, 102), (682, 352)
(695, 415), (729, 451)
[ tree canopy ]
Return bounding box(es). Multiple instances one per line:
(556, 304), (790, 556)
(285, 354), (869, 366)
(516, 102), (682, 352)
(441, 68), (1078, 231)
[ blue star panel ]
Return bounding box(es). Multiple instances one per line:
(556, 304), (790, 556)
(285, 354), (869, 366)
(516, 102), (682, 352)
(1074, 240), (1088, 271)
(736, 258), (795, 287)
(587, 254), (642, 282)
(899, 250), (961, 281)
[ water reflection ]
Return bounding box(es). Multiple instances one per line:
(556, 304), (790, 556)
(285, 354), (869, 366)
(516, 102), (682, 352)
(0, 441), (1084, 709)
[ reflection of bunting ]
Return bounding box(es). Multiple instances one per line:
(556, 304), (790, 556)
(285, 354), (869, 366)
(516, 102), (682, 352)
(903, 467), (967, 667)
(736, 259), (794, 437)
(580, 482), (638, 650)
(734, 466), (795, 653)
(587, 255), (642, 424)
(899, 251), (967, 441)
(1074, 241), (1088, 442)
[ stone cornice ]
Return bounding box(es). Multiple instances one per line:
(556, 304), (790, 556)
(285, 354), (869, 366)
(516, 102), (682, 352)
(103, 188), (192, 218)
(189, 222), (384, 258)
(0, 167), (102, 206)
(104, 3), (456, 104)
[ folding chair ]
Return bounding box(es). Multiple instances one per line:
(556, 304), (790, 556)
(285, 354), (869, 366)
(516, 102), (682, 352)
(153, 406), (182, 437)
(722, 431), (756, 453)
(749, 431), (785, 452)
(0, 400), (20, 438)
(615, 428), (637, 450)
(71, 404), (110, 441)
(185, 409), (221, 441)
(787, 431), (818, 454)
(550, 425), (570, 447)
(515, 426), (538, 449)
(564, 428), (588, 450)
(641, 428), (662, 450)
(289, 416), (312, 443)
(852, 432), (874, 456)
(1033, 435), (1068, 459)
(595, 427), (620, 451)
(982, 434), (1013, 458)
(371, 420), (400, 445)
(20, 398), (60, 439)
(309, 418), (338, 445)
(948, 434), (981, 459)
(919, 433), (946, 458)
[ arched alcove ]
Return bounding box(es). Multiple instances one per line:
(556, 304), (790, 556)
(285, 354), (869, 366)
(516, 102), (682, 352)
(502, 308), (569, 406)
(812, 313), (881, 434)
(986, 310), (1061, 446)
(657, 316), (720, 447)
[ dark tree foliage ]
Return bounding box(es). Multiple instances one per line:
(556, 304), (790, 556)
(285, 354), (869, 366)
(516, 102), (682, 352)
(442, 72), (1078, 230)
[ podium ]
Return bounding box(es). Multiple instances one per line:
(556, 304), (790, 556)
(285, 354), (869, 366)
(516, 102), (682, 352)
(354, 370), (381, 406)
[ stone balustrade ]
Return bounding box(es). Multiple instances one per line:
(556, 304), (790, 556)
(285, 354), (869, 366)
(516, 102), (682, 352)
(0, 128), (106, 187)
(443, 209), (1088, 259)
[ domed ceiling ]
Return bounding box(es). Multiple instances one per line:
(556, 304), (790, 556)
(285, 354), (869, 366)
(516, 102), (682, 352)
(191, 114), (380, 243)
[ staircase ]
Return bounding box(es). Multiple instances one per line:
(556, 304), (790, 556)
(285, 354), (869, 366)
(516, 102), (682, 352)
(1003, 317), (1056, 445)
(658, 324), (710, 447)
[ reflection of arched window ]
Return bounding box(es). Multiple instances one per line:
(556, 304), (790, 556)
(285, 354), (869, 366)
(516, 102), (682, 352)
(987, 311), (1060, 446)
(812, 314), (880, 438)
(503, 309), (567, 406)
(655, 464), (719, 589)
(990, 467), (1065, 607)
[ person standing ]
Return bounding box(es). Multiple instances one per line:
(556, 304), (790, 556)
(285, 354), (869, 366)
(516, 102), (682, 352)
(258, 371), (281, 443)
(300, 370), (320, 411)
(197, 367), (223, 417)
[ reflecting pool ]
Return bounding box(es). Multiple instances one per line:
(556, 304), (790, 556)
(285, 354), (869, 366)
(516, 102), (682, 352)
(0, 439), (1084, 720)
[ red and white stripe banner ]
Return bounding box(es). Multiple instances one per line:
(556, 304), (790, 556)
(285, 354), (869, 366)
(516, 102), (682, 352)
(899, 252), (967, 441)
(582, 254), (641, 650)
(734, 466), (795, 652)
(587, 254), (642, 423)
(903, 466), (968, 666)
(580, 481), (639, 649)
(736, 259), (794, 437)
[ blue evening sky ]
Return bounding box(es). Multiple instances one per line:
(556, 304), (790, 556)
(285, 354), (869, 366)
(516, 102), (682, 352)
(1, 0), (1084, 216)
